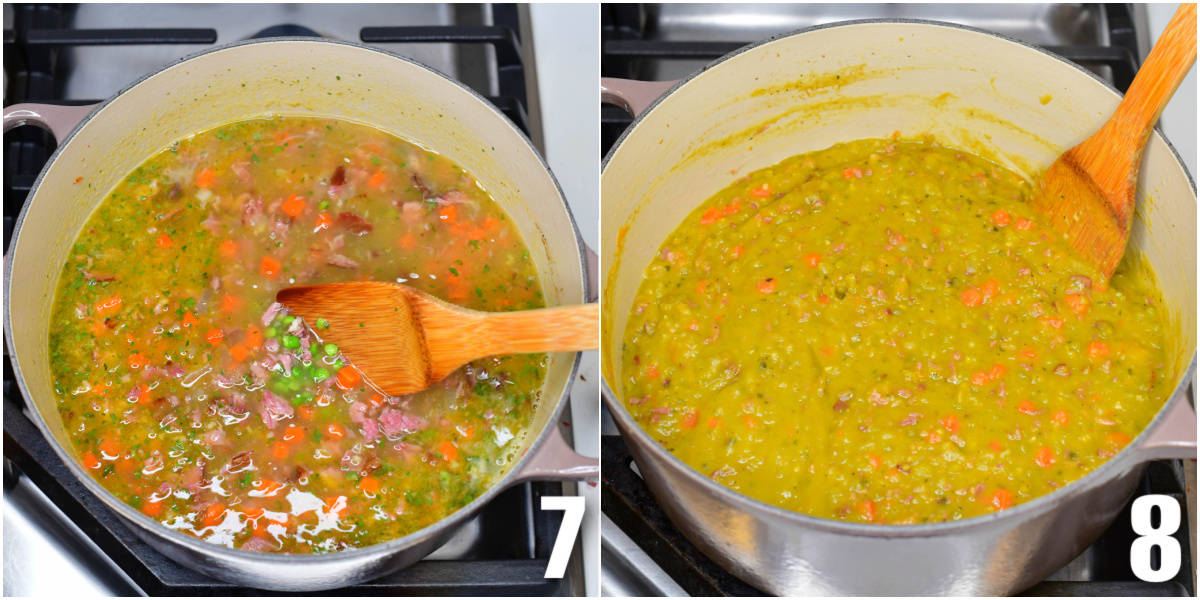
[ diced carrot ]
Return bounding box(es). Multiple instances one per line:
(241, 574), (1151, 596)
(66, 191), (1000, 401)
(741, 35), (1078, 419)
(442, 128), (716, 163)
(220, 294), (240, 313)
(741, 415), (759, 429)
(281, 426), (304, 443)
(205, 329), (225, 345)
(243, 506), (265, 520)
(368, 171), (388, 189)
(336, 367), (361, 390)
(970, 370), (989, 386)
(979, 279), (1000, 301)
(229, 343), (250, 362)
(354, 476), (380, 495)
(757, 278), (777, 293)
(219, 240), (237, 258)
(82, 451), (101, 470)
(695, 280), (710, 295)
(989, 364), (1007, 380)
(271, 441), (290, 460)
(194, 167), (217, 189)
(437, 204), (457, 223)
(1017, 400), (1038, 415)
(960, 287), (983, 307)
(325, 423), (345, 439)
(820, 346), (835, 357)
(1019, 347), (1037, 361)
(182, 311), (199, 328)
(644, 365), (660, 379)
(1039, 316), (1064, 329)
(89, 320), (110, 337)
(399, 234), (416, 249)
(1051, 410), (1070, 426)
(99, 438), (122, 458)
(115, 458), (135, 478)
(314, 212), (333, 232)
(1063, 293), (1090, 315)
(867, 454), (883, 470)
(818, 294), (830, 304)
(1087, 341), (1110, 360)
(156, 234), (173, 248)
(707, 417), (723, 429)
(700, 206), (723, 225)
(843, 167), (863, 179)
(95, 295), (123, 315)
(1107, 432), (1131, 447)
(988, 488), (1014, 510)
(804, 253), (822, 268)
(437, 440), (458, 462)
(991, 210), (1011, 227)
(127, 352), (148, 369)
(203, 503), (227, 527)
(749, 183), (772, 197)
(1015, 217), (1034, 230)
(297, 405), (315, 421)
(732, 245), (744, 258)
(245, 326), (263, 350)
(857, 500), (876, 521)
(260, 255), (282, 278)
(940, 414), (961, 433)
(142, 500), (163, 517)
(281, 194), (307, 218)
(324, 496), (348, 518)
(988, 440), (1003, 453)
(681, 410), (699, 429)
(1034, 446), (1056, 468)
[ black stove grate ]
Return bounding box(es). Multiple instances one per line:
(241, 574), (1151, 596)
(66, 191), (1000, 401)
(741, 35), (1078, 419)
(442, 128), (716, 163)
(599, 4), (1142, 157)
(2, 3), (568, 595)
(603, 435), (1194, 597)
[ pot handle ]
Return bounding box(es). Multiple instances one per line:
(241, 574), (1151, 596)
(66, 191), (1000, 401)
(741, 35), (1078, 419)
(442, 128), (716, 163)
(1133, 398), (1197, 461)
(601, 78), (677, 118)
(511, 425), (599, 482)
(3, 102), (97, 142)
(585, 244), (598, 303)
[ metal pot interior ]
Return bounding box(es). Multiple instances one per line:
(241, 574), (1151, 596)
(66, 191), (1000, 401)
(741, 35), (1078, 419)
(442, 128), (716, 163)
(602, 20), (1195, 412)
(6, 38), (583, 573)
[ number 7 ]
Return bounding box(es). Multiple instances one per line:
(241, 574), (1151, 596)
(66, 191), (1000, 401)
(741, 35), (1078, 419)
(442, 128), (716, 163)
(541, 496), (586, 579)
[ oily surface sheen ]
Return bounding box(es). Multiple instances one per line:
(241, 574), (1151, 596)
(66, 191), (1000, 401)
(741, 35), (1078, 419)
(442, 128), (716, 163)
(49, 116), (546, 552)
(621, 138), (1171, 524)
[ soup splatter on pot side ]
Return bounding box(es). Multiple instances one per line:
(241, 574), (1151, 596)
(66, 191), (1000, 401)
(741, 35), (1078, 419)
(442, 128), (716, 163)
(49, 116), (548, 552)
(621, 138), (1172, 524)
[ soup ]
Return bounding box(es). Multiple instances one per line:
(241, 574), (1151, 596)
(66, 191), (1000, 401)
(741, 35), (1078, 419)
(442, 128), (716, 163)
(621, 137), (1171, 524)
(49, 116), (546, 552)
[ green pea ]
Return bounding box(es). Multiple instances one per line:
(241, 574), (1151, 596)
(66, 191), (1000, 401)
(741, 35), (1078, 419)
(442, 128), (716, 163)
(282, 335), (300, 349)
(316, 317), (329, 329)
(314, 368), (330, 383)
(281, 315), (295, 325)
(264, 327), (277, 338)
(324, 343), (338, 356)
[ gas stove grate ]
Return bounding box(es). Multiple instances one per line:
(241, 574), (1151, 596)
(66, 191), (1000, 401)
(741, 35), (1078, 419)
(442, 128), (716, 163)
(2, 4), (570, 595)
(599, 4), (1142, 157)
(602, 435), (1194, 597)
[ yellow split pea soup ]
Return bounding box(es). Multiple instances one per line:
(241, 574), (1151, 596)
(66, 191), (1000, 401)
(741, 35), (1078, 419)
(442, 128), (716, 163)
(621, 138), (1172, 524)
(50, 116), (547, 552)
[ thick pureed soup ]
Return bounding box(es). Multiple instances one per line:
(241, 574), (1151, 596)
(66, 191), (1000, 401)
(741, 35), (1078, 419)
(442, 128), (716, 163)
(621, 138), (1171, 524)
(50, 116), (546, 552)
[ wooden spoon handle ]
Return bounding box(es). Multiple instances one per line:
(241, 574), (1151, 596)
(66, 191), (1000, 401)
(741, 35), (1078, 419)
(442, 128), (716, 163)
(473, 303), (599, 356)
(1078, 3), (1196, 199)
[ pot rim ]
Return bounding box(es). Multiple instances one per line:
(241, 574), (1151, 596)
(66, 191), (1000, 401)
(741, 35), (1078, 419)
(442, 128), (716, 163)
(4, 36), (588, 564)
(600, 17), (1196, 538)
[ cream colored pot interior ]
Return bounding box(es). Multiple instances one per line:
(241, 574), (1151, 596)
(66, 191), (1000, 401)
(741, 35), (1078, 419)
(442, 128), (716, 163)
(11, 39), (583, 471)
(602, 23), (1196, 395)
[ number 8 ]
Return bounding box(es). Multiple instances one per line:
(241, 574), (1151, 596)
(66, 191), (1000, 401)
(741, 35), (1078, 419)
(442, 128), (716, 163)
(1129, 494), (1181, 583)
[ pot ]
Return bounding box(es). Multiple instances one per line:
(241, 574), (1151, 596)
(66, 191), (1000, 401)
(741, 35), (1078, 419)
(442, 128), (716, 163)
(600, 20), (1196, 595)
(4, 38), (596, 591)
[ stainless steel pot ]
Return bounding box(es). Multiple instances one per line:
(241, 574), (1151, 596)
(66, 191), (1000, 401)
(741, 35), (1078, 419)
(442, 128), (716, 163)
(601, 20), (1196, 596)
(4, 38), (596, 591)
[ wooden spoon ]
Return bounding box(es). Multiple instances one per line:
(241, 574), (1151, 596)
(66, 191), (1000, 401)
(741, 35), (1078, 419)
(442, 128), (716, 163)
(276, 282), (598, 396)
(1032, 3), (1195, 280)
